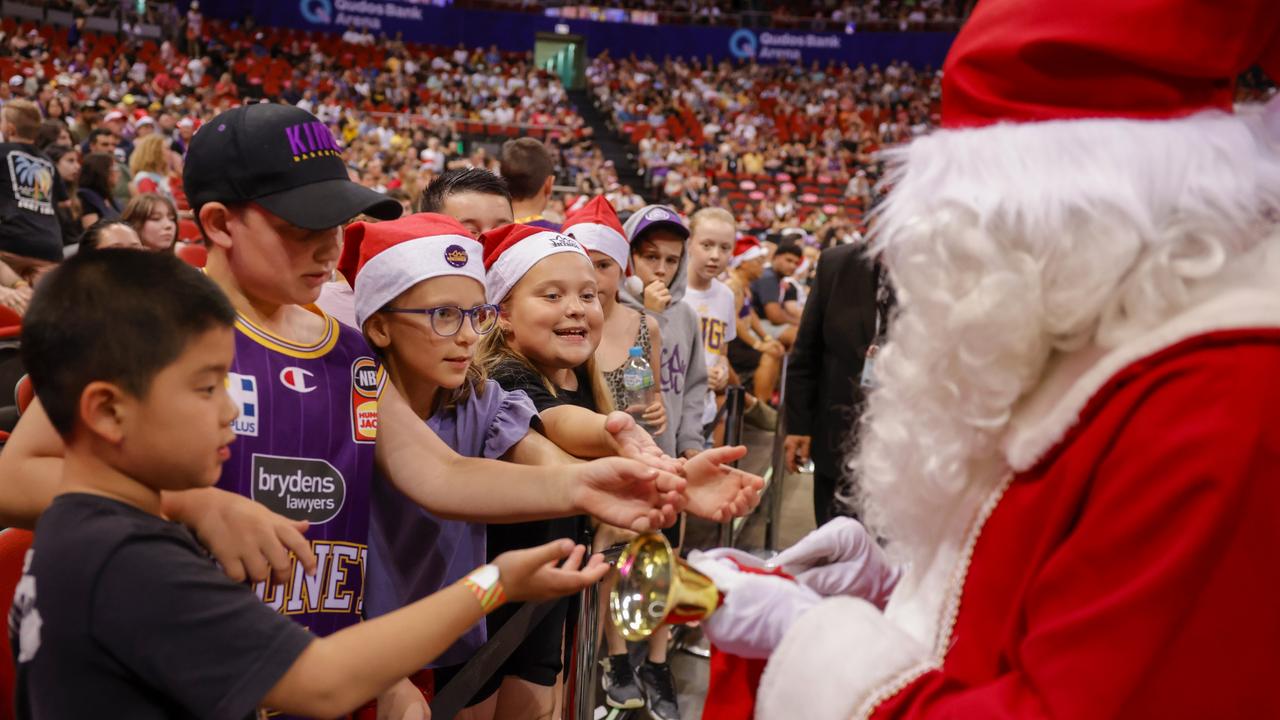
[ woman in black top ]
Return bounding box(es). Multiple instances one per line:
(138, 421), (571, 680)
(76, 152), (121, 230)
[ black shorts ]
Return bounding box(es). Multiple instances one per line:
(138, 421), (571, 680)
(727, 337), (762, 375)
(475, 517), (585, 699)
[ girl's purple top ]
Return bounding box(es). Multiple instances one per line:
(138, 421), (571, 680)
(364, 379), (539, 668)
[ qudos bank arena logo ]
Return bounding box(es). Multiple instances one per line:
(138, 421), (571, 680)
(300, 0), (333, 24)
(728, 29), (758, 60)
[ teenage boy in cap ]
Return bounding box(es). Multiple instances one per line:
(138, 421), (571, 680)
(620, 205), (709, 461)
(0, 103), (698, 702)
(12, 248), (611, 719)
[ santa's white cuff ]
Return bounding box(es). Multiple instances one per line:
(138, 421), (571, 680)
(756, 596), (933, 720)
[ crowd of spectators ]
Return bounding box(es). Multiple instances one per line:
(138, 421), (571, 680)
(0, 13), (614, 256)
(487, 0), (974, 30)
(587, 51), (937, 239)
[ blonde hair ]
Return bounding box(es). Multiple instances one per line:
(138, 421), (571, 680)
(688, 206), (736, 237)
(128, 134), (169, 176)
(478, 305), (615, 414)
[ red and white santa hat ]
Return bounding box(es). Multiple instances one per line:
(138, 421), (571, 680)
(562, 195), (629, 270)
(873, 0), (1280, 252)
(338, 213), (485, 330)
(481, 223), (591, 304)
(730, 235), (767, 268)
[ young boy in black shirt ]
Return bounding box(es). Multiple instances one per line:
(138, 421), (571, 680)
(12, 250), (610, 719)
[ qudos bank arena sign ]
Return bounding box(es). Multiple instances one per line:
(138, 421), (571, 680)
(729, 28), (843, 62)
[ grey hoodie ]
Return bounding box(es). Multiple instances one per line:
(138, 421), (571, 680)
(620, 205), (709, 457)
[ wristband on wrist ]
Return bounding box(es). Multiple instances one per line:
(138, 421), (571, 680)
(463, 564), (507, 613)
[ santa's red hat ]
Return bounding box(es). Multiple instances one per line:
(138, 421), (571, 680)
(339, 213), (485, 329)
(730, 235), (766, 268)
(481, 223), (590, 304)
(875, 0), (1280, 253)
(562, 195), (629, 270)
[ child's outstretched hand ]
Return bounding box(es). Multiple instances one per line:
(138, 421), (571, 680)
(493, 540), (611, 602)
(571, 456), (686, 532)
(681, 445), (765, 522)
(604, 411), (681, 474)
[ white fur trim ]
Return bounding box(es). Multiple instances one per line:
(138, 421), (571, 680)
(730, 245), (766, 268)
(873, 109), (1280, 259)
(1002, 283), (1280, 471)
(566, 222), (629, 270)
(756, 597), (932, 720)
(485, 231), (590, 304)
(353, 235), (483, 329)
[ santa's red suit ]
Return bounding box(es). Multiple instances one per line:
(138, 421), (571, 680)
(758, 323), (1280, 719)
(694, 1), (1280, 718)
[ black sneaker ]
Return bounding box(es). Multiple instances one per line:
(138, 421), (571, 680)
(601, 653), (645, 709)
(638, 660), (680, 720)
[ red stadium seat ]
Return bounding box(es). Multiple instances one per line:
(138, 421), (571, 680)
(178, 219), (200, 242)
(0, 527), (34, 720)
(0, 307), (19, 340)
(175, 242), (207, 268)
(14, 374), (32, 416)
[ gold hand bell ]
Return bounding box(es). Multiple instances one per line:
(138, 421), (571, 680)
(608, 532), (722, 641)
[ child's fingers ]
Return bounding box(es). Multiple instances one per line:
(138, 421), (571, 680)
(558, 544), (587, 573)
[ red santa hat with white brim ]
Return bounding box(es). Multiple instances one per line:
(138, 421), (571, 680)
(730, 235), (767, 268)
(872, 0), (1280, 254)
(562, 195), (629, 270)
(338, 213), (485, 330)
(481, 223), (591, 304)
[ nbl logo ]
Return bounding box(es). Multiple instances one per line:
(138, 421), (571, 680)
(349, 357), (383, 444)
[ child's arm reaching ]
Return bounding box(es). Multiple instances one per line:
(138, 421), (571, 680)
(377, 383), (684, 531)
(264, 540), (608, 717)
(0, 398), (317, 584)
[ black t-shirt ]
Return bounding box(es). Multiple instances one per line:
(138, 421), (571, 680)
(12, 493), (314, 720)
(485, 357), (593, 552)
(488, 358), (597, 414)
(0, 142), (64, 262)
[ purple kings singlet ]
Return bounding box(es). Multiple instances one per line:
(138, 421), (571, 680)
(218, 309), (381, 639)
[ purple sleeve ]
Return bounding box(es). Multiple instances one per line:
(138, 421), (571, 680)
(476, 380), (539, 459)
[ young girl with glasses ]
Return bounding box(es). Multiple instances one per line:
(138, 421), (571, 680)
(347, 213), (613, 720)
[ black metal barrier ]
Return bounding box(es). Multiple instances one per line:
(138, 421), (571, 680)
(435, 365), (792, 719)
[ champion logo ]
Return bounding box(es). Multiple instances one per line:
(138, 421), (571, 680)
(279, 367), (317, 394)
(444, 244), (469, 268)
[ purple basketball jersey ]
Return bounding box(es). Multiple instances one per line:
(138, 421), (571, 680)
(219, 310), (381, 639)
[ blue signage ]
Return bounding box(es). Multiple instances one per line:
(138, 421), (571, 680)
(195, 1), (954, 68)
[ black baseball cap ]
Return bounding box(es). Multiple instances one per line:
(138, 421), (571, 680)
(183, 103), (401, 230)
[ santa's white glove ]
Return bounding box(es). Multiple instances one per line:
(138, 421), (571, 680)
(687, 551), (822, 659)
(769, 517), (901, 608)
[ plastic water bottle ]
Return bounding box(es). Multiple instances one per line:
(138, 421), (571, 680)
(621, 346), (659, 431)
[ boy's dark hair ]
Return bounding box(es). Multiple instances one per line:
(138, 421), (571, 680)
(79, 218), (135, 252)
(775, 242), (804, 259)
(86, 126), (116, 148)
(498, 138), (554, 200)
(418, 167), (511, 213)
(21, 250), (236, 438)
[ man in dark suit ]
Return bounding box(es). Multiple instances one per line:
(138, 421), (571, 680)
(784, 243), (882, 525)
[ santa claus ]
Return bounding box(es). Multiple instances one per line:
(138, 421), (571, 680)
(690, 1), (1280, 717)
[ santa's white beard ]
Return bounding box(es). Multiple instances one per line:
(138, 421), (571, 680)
(849, 105), (1280, 568)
